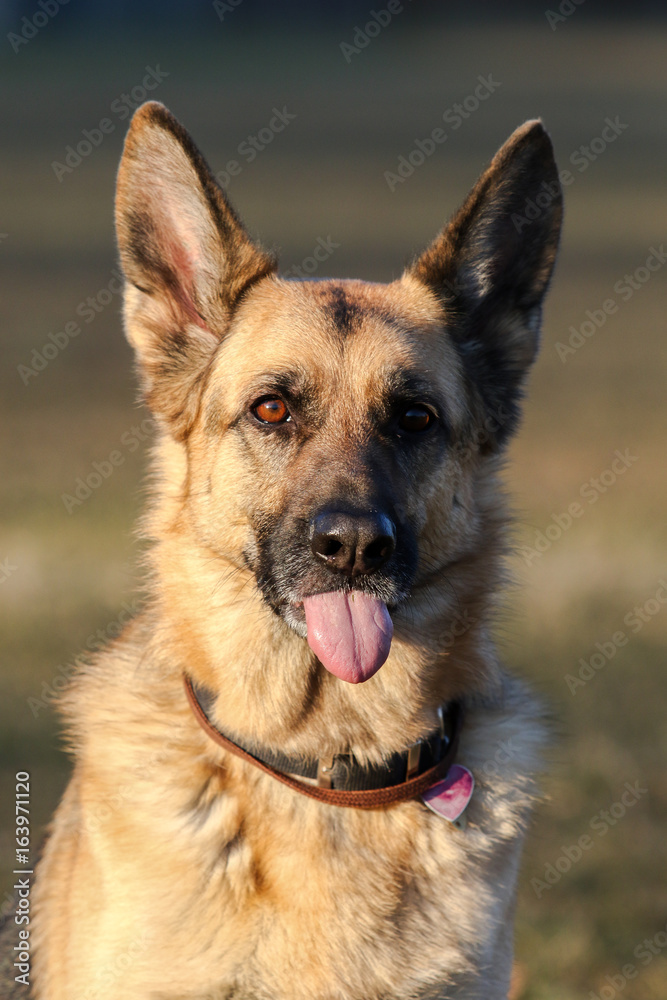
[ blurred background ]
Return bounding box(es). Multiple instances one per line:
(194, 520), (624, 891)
(1, 3), (666, 997)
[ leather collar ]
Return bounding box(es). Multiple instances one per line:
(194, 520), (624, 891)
(184, 674), (463, 809)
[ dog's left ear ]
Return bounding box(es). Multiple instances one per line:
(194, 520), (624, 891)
(407, 120), (562, 452)
(115, 102), (276, 438)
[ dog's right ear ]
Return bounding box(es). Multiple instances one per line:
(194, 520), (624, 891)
(115, 102), (276, 438)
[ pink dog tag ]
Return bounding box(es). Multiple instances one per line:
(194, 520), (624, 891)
(421, 764), (474, 823)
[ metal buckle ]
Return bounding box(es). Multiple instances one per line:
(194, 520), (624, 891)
(437, 705), (450, 747)
(317, 754), (334, 789)
(406, 740), (422, 780)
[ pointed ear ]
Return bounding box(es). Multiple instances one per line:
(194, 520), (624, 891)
(407, 120), (562, 452)
(115, 101), (276, 438)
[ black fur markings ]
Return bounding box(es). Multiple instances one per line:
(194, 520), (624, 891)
(322, 284), (362, 336)
(317, 284), (401, 341)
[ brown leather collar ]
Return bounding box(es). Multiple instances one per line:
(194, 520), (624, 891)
(183, 674), (463, 809)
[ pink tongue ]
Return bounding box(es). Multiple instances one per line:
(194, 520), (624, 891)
(303, 591), (393, 684)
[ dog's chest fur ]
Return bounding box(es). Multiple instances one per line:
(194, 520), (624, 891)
(36, 647), (542, 1000)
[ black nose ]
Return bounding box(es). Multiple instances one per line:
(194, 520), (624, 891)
(310, 510), (396, 577)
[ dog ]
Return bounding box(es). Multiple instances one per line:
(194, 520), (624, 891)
(31, 102), (561, 1000)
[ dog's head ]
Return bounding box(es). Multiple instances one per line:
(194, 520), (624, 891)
(115, 103), (561, 691)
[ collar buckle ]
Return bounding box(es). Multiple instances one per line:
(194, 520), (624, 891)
(406, 740), (422, 780)
(317, 754), (335, 789)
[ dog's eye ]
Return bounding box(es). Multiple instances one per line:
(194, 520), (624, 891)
(398, 406), (434, 433)
(252, 397), (291, 424)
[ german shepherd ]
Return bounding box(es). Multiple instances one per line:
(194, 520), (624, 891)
(32, 103), (561, 999)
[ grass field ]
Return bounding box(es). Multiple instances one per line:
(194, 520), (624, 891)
(1, 13), (666, 998)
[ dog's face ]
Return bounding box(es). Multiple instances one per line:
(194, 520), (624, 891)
(115, 103), (561, 688)
(191, 277), (469, 678)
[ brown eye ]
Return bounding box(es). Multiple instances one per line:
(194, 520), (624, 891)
(253, 397), (290, 424)
(398, 406), (433, 433)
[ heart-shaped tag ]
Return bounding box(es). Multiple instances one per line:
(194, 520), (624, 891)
(421, 764), (474, 823)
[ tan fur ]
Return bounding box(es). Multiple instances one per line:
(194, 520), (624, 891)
(32, 104), (561, 1000)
